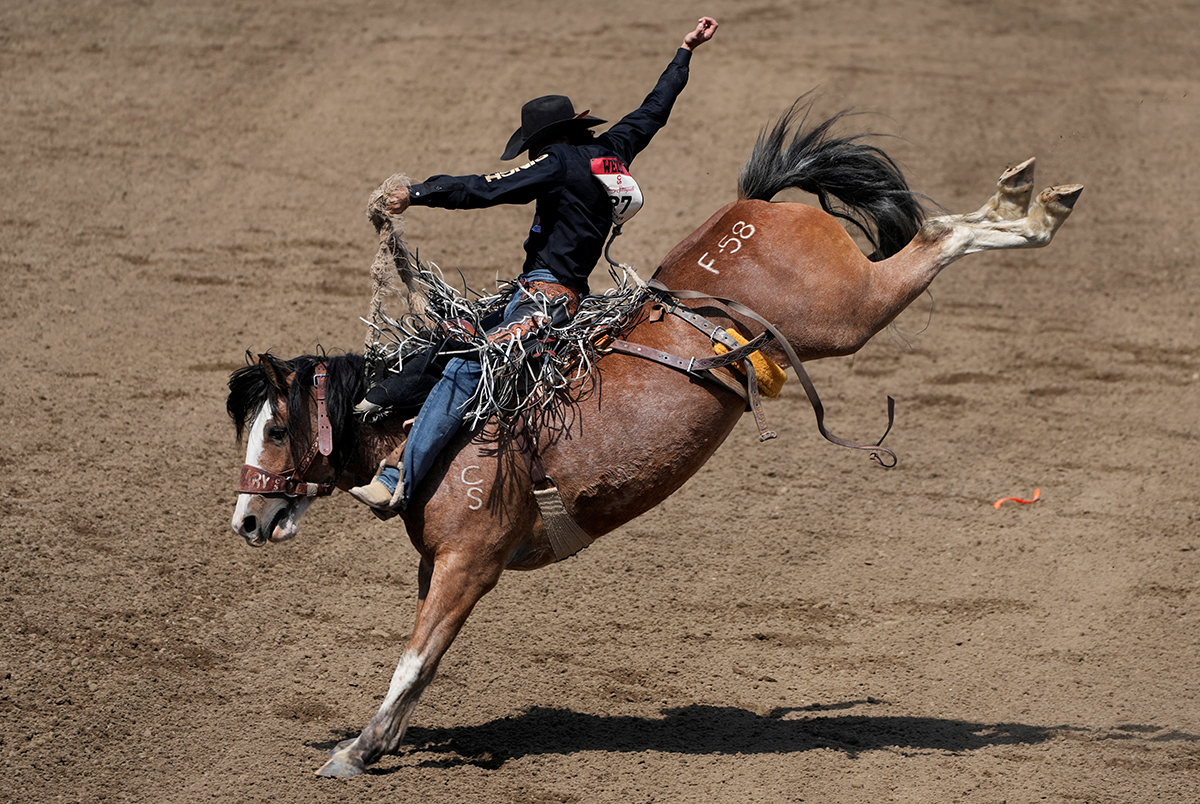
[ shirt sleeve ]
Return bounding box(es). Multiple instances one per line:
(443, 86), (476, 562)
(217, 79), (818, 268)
(407, 152), (564, 210)
(596, 48), (692, 165)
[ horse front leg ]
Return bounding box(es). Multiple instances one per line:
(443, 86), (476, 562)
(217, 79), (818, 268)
(315, 551), (502, 777)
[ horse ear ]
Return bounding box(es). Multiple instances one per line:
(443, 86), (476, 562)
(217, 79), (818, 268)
(257, 353), (289, 394)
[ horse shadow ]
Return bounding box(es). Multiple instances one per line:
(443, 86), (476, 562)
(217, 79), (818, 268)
(311, 699), (1074, 771)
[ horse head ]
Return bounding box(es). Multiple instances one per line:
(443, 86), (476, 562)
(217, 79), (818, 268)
(226, 352), (365, 546)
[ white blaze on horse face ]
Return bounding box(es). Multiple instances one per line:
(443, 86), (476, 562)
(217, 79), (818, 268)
(232, 402), (272, 537)
(231, 401), (311, 544)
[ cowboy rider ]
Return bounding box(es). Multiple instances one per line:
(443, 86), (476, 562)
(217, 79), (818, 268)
(350, 16), (719, 512)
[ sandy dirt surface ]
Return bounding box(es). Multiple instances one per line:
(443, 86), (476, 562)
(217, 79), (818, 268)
(3, 1), (1198, 801)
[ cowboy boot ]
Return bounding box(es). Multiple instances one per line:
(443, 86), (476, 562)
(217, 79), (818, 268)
(349, 443), (406, 519)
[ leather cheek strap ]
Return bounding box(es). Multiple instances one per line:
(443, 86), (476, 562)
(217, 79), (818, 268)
(314, 365), (333, 457)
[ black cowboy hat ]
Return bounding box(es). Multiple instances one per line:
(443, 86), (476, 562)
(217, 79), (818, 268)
(501, 95), (605, 161)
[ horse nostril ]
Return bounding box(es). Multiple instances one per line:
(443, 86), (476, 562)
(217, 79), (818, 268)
(241, 515), (258, 535)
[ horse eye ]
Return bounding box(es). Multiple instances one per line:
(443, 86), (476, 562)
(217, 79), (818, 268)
(266, 425), (287, 442)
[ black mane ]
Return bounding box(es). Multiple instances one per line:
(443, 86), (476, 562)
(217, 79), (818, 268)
(738, 96), (927, 261)
(227, 357), (279, 442)
(227, 352), (367, 472)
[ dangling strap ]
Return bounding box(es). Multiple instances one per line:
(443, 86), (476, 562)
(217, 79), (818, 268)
(669, 302), (780, 440)
(648, 280), (897, 467)
(606, 327), (778, 441)
(313, 363), (334, 456)
(740, 351), (777, 442)
(516, 423), (595, 562)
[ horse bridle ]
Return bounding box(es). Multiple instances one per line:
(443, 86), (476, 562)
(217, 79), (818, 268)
(237, 362), (337, 498)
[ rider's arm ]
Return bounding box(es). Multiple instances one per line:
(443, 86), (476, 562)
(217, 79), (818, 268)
(407, 152), (565, 210)
(595, 49), (690, 166)
(598, 17), (718, 165)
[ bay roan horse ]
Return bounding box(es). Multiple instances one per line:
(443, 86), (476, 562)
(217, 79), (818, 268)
(227, 105), (1081, 777)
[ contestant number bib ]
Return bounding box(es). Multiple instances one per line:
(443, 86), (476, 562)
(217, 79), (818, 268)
(590, 157), (643, 226)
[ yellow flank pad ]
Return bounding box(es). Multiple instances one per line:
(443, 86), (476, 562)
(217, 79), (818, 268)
(713, 329), (787, 398)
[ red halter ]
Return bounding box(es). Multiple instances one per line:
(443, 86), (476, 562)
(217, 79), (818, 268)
(237, 363), (336, 498)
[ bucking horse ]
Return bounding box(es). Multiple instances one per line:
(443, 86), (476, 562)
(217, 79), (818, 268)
(226, 104), (1081, 777)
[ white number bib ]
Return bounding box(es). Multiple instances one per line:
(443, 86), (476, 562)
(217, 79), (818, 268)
(590, 157), (643, 226)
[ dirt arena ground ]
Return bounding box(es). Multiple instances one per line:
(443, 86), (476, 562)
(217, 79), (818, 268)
(3, 1), (1198, 801)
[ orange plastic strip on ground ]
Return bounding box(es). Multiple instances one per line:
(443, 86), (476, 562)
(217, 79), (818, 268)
(993, 488), (1041, 509)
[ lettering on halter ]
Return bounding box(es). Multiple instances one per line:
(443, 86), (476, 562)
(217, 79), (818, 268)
(461, 465), (485, 510)
(697, 220), (757, 275)
(484, 153), (550, 183)
(242, 466), (278, 493)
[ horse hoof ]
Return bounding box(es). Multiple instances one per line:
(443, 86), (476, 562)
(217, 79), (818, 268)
(991, 158), (1036, 219)
(998, 157), (1036, 188)
(1039, 184), (1084, 210)
(315, 750), (365, 778)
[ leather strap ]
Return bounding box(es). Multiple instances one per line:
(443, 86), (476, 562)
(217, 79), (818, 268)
(661, 301), (741, 350)
(608, 330), (770, 374)
(654, 298), (779, 440)
(647, 280), (896, 466)
(237, 462), (335, 498)
(314, 365), (333, 457)
(515, 422), (595, 562)
(741, 352), (776, 441)
(289, 360), (334, 481)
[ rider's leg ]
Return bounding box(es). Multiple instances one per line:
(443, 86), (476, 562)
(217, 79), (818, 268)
(349, 357), (481, 510)
(354, 344), (448, 424)
(350, 270), (577, 512)
(399, 356), (483, 503)
(394, 273), (557, 505)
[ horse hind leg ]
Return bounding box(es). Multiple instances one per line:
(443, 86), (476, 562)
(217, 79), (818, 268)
(807, 161), (1080, 353)
(919, 161), (1083, 260)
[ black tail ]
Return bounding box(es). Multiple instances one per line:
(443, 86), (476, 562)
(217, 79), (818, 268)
(738, 97), (926, 261)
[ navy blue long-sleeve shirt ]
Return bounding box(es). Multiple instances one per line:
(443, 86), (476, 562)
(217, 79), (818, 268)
(407, 48), (693, 293)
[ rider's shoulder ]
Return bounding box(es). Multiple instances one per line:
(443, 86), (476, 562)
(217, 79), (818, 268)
(539, 142), (582, 161)
(530, 142), (587, 178)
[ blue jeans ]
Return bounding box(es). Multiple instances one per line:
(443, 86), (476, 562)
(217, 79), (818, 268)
(401, 268), (563, 503)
